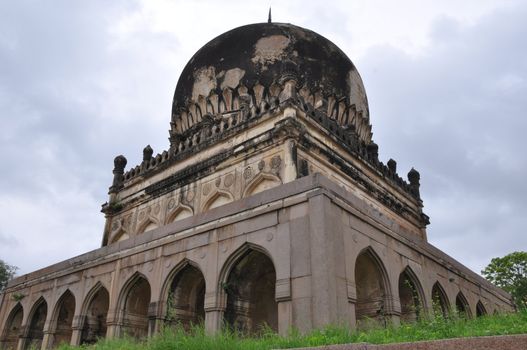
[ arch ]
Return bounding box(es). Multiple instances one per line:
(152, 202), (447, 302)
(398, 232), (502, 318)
(202, 190), (233, 212)
(113, 229), (130, 243)
(398, 267), (425, 323)
(242, 172), (282, 198)
(476, 300), (487, 317)
(1, 303), (23, 350)
(80, 283), (109, 345)
(354, 246), (391, 325)
(117, 273), (151, 339)
(166, 205), (193, 224)
(137, 219), (159, 234)
(49, 289), (75, 348)
(455, 292), (471, 318)
(24, 297), (47, 350)
(431, 282), (449, 318)
(220, 244), (277, 334)
(162, 260), (206, 328)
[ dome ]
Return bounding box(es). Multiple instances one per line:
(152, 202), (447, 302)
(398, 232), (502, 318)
(170, 22), (371, 145)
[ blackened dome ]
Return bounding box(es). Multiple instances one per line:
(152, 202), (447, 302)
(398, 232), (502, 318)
(171, 22), (369, 123)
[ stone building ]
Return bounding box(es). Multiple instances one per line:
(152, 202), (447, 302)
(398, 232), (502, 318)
(0, 21), (514, 350)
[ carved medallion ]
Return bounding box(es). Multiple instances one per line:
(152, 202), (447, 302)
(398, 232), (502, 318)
(215, 177), (221, 188)
(224, 174), (234, 187)
(138, 210), (146, 221)
(111, 221), (119, 232)
(153, 204), (160, 214)
(167, 198), (176, 210)
(258, 160), (265, 171)
(271, 155), (282, 169)
(203, 183), (211, 196)
(243, 166), (253, 180)
(186, 190), (195, 202)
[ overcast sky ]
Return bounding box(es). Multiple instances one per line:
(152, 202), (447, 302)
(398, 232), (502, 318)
(0, 0), (526, 277)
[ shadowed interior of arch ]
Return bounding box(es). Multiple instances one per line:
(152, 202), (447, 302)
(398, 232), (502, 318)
(50, 290), (75, 348)
(355, 249), (388, 326)
(456, 292), (471, 318)
(223, 249), (277, 334)
(80, 287), (109, 345)
(2, 303), (23, 350)
(476, 300), (487, 317)
(25, 300), (47, 350)
(432, 282), (449, 318)
(398, 269), (423, 323)
(120, 277), (151, 339)
(165, 264), (205, 328)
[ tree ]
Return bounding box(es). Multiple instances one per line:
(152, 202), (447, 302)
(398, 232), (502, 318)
(482, 251), (527, 310)
(0, 259), (18, 292)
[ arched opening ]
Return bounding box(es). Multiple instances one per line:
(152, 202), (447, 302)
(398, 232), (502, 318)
(80, 286), (109, 345)
(354, 248), (389, 325)
(455, 292), (471, 318)
(167, 207), (193, 224)
(165, 264), (205, 328)
(24, 299), (47, 350)
(476, 300), (487, 317)
(431, 282), (449, 318)
(1, 303), (23, 350)
(139, 221), (158, 234)
(204, 192), (233, 211)
(398, 268), (423, 323)
(223, 249), (277, 334)
(243, 174), (281, 198)
(120, 275), (151, 339)
(50, 290), (75, 347)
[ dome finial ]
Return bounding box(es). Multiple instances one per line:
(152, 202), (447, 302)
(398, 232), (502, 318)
(268, 7), (272, 23)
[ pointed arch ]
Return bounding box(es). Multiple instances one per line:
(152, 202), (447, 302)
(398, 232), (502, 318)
(160, 259), (206, 328)
(24, 296), (47, 350)
(166, 204), (193, 224)
(242, 172), (282, 198)
(455, 291), (472, 318)
(137, 219), (159, 234)
(117, 272), (151, 339)
(49, 289), (75, 348)
(354, 246), (392, 325)
(80, 282), (109, 345)
(202, 190), (234, 212)
(219, 243), (278, 333)
(476, 300), (487, 317)
(398, 266), (425, 323)
(1, 303), (23, 350)
(431, 282), (449, 318)
(112, 229), (130, 243)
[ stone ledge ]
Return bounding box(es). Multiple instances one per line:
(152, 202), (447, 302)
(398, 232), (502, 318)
(277, 334), (527, 350)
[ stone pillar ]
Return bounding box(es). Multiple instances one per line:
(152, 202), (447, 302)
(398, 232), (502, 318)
(204, 292), (224, 335)
(70, 315), (84, 346)
(277, 300), (292, 336)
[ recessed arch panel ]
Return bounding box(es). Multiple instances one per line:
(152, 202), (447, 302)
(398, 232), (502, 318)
(80, 283), (109, 345)
(221, 244), (277, 333)
(476, 300), (487, 317)
(24, 297), (47, 350)
(163, 261), (206, 328)
(456, 292), (472, 318)
(1, 303), (23, 350)
(354, 247), (391, 325)
(431, 282), (449, 318)
(118, 273), (151, 339)
(50, 290), (75, 348)
(398, 267), (424, 323)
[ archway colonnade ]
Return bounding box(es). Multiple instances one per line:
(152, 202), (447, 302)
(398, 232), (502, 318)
(1, 244), (492, 349)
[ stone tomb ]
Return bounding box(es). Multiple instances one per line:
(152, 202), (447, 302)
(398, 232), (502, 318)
(0, 22), (514, 350)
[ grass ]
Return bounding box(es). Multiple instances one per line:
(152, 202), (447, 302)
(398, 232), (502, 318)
(57, 310), (527, 350)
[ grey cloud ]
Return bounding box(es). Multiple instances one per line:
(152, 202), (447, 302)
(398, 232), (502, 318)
(358, 5), (527, 272)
